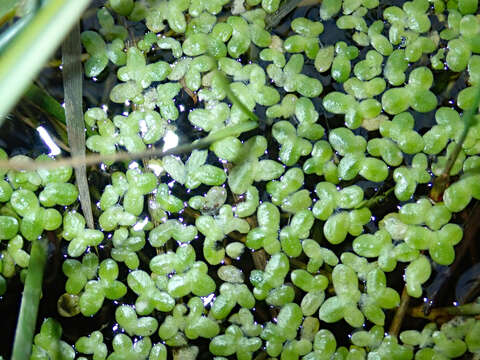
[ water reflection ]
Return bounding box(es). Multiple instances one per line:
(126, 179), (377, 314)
(36, 126), (61, 156)
(163, 129), (179, 151)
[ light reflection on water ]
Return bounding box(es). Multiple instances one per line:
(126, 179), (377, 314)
(163, 129), (179, 151)
(133, 217), (149, 231)
(202, 293), (215, 306)
(36, 126), (61, 156)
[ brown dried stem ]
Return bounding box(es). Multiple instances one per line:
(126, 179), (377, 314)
(0, 121), (258, 171)
(389, 285), (411, 336)
(409, 299), (480, 323)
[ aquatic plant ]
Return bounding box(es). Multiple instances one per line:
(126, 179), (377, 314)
(3, 0), (480, 359)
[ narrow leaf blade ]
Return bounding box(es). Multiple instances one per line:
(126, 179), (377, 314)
(62, 22), (94, 229)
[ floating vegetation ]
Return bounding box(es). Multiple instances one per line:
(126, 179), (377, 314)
(3, 0), (480, 359)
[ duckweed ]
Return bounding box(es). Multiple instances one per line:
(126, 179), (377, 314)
(6, 0), (480, 359)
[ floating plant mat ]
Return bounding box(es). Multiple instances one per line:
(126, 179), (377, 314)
(3, 0), (480, 359)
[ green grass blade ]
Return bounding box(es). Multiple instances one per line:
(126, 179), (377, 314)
(11, 238), (48, 360)
(24, 84), (66, 124)
(23, 84), (69, 147)
(0, 0), (91, 124)
(0, 0), (39, 51)
(0, 14), (33, 52)
(62, 22), (94, 229)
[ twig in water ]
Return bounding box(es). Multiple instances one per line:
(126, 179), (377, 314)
(409, 298), (480, 323)
(389, 285), (410, 336)
(265, 0), (306, 29)
(0, 121), (259, 171)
